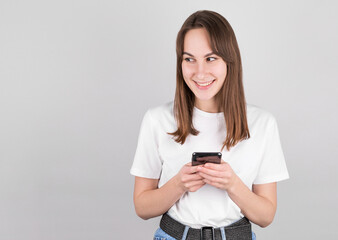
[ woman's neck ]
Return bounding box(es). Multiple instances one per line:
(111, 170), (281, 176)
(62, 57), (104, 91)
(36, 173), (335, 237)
(195, 98), (220, 113)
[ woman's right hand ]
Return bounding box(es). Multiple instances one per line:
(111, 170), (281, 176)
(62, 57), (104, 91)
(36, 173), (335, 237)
(175, 162), (206, 192)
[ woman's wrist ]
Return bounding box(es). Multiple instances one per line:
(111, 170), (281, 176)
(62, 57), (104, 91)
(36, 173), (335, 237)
(173, 174), (186, 194)
(227, 174), (242, 195)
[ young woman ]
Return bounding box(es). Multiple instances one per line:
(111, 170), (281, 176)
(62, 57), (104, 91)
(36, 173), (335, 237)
(130, 10), (289, 240)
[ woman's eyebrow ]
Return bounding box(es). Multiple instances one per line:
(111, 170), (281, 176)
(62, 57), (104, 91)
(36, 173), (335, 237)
(183, 52), (194, 57)
(204, 52), (216, 57)
(183, 52), (215, 57)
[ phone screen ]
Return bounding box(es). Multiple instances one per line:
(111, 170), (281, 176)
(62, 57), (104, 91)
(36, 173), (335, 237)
(192, 152), (222, 166)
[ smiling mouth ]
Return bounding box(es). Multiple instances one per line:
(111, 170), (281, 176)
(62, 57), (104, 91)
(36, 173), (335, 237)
(193, 80), (215, 87)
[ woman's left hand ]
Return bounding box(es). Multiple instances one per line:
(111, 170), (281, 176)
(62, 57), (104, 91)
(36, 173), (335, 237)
(196, 160), (238, 191)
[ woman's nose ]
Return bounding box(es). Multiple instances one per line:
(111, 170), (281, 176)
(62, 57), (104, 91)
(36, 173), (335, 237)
(195, 62), (207, 80)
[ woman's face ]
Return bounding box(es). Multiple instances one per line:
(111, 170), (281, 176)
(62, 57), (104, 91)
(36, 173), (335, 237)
(182, 28), (227, 110)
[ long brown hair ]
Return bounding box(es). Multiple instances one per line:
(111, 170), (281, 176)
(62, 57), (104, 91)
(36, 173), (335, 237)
(169, 10), (250, 151)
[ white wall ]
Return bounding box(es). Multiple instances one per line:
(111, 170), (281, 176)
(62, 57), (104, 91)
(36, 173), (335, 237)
(1, 0), (337, 239)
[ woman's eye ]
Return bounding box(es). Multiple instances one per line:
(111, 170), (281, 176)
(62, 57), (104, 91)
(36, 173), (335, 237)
(184, 58), (194, 62)
(207, 57), (217, 62)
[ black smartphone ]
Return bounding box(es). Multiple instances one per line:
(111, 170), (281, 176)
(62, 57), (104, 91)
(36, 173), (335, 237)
(192, 152), (222, 166)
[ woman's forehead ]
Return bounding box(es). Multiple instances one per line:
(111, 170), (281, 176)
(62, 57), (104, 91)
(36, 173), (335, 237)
(183, 28), (213, 55)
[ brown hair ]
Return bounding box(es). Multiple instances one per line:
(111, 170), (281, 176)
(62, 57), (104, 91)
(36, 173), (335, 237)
(169, 10), (250, 151)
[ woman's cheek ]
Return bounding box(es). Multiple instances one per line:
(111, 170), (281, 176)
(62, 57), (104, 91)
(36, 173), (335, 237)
(182, 63), (194, 77)
(210, 64), (227, 78)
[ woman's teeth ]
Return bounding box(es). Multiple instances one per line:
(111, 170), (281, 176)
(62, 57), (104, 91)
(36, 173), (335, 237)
(195, 80), (214, 86)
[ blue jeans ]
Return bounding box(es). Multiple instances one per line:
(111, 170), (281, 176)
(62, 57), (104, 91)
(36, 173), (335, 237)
(153, 227), (256, 240)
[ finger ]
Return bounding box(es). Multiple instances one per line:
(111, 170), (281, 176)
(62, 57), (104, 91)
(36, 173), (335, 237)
(198, 172), (221, 183)
(203, 178), (223, 189)
(204, 162), (222, 169)
(204, 162), (229, 171)
(184, 162), (201, 172)
(197, 165), (223, 177)
(188, 173), (204, 180)
(185, 165), (199, 174)
(186, 180), (205, 189)
(182, 173), (204, 183)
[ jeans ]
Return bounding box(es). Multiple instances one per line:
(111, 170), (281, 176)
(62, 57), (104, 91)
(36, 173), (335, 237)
(153, 227), (257, 240)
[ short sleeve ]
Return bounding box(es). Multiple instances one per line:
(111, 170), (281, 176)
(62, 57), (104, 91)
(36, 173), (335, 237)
(130, 110), (162, 179)
(253, 117), (289, 184)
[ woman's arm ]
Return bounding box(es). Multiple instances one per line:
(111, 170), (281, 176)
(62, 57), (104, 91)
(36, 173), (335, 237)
(133, 176), (183, 220)
(227, 181), (277, 228)
(133, 163), (205, 220)
(197, 161), (277, 227)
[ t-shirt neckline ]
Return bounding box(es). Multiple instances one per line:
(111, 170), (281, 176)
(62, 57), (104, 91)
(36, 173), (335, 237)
(193, 106), (224, 118)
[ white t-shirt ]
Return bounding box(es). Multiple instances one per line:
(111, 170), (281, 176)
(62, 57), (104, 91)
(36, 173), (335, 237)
(130, 102), (289, 228)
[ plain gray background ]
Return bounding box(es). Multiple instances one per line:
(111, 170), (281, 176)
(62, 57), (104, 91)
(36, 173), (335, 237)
(1, 0), (337, 239)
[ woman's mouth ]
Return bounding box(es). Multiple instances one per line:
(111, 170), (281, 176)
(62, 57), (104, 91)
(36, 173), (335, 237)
(193, 80), (215, 89)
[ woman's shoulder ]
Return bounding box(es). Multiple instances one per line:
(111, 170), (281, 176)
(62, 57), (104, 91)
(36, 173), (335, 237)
(246, 104), (278, 127)
(142, 101), (175, 127)
(146, 101), (174, 118)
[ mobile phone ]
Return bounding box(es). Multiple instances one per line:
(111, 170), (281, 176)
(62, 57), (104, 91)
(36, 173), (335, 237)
(192, 152), (222, 166)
